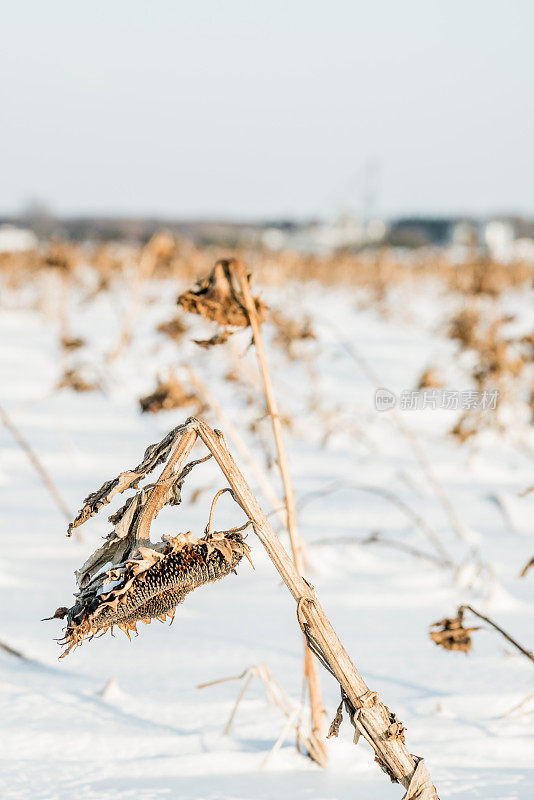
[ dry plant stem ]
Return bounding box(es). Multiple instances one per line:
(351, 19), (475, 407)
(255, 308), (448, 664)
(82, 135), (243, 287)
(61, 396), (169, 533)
(262, 708), (299, 769)
(0, 639), (26, 660)
(135, 428), (198, 542)
(58, 271), (71, 342)
(497, 693), (534, 719)
(184, 366), (287, 531)
(234, 263), (325, 745)
(459, 605), (534, 664)
(235, 264), (302, 563)
(0, 402), (72, 524)
(298, 481), (454, 567)
(200, 663), (326, 768)
(310, 532), (447, 568)
(192, 418), (437, 795)
(108, 249), (156, 361)
(223, 671), (254, 735)
(197, 670), (249, 690)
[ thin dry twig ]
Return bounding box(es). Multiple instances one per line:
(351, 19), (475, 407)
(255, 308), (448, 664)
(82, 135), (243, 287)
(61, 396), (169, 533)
(460, 604), (534, 664)
(496, 692), (534, 719)
(108, 238), (161, 361)
(0, 638), (26, 660)
(519, 556), (534, 578)
(310, 532), (447, 568)
(0, 402), (72, 524)
(183, 366), (287, 531)
(199, 663), (326, 768)
(296, 480), (454, 568)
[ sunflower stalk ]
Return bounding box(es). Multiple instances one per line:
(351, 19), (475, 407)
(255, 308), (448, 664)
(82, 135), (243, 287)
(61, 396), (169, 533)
(230, 261), (325, 754)
(50, 417), (439, 795)
(191, 418), (438, 797)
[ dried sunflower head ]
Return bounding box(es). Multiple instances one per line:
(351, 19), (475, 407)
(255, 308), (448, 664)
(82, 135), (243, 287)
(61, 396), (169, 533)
(139, 374), (202, 414)
(48, 531), (251, 657)
(43, 240), (80, 273)
(177, 259), (266, 329)
(57, 367), (98, 393)
(429, 613), (478, 653)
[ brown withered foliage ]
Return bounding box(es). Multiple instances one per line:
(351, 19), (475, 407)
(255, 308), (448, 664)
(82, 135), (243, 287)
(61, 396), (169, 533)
(177, 259), (266, 328)
(43, 240), (81, 273)
(249, 410), (293, 436)
(193, 330), (234, 349)
(47, 424), (252, 657)
(450, 414), (484, 443)
(49, 530), (250, 657)
(90, 243), (125, 276)
(430, 605), (534, 663)
(83, 244), (127, 299)
(2, 231), (534, 295)
(446, 307), (533, 442)
(143, 231), (197, 278)
(146, 230), (177, 264)
(60, 336), (85, 352)
(57, 368), (98, 393)
(430, 613), (478, 653)
(448, 256), (533, 297)
(417, 368), (443, 390)
(67, 424), (189, 535)
(447, 307), (481, 349)
(327, 698), (345, 739)
(520, 332), (534, 358)
(271, 310), (316, 359)
(139, 375), (202, 414)
(224, 367), (240, 383)
(156, 315), (188, 342)
(448, 309), (524, 380)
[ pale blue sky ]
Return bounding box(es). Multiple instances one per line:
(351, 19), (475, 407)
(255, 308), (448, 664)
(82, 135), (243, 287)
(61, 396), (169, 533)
(1, 1), (532, 219)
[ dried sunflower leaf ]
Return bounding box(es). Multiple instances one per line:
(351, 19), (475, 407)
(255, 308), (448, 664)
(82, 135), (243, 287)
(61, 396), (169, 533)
(327, 699), (344, 738)
(193, 330), (234, 348)
(157, 315), (188, 341)
(67, 425), (189, 535)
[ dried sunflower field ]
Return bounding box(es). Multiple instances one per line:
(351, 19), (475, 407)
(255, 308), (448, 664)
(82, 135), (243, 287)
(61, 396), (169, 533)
(1, 239), (533, 800)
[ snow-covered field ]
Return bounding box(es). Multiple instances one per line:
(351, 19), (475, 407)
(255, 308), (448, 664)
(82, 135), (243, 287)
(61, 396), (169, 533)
(1, 273), (533, 799)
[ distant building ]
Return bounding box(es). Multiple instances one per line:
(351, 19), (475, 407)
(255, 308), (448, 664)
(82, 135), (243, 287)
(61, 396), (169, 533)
(484, 217), (534, 262)
(262, 214), (386, 254)
(388, 217), (480, 248)
(484, 220), (516, 261)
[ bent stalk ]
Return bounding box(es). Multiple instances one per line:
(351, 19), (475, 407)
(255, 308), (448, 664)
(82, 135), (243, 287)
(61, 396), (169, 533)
(190, 417), (438, 797)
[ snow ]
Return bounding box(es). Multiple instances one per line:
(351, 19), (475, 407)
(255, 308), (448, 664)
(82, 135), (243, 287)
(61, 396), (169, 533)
(0, 274), (533, 799)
